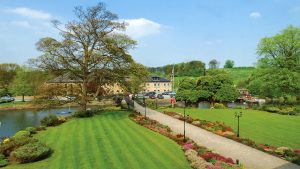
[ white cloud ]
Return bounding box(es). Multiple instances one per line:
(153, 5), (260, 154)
(10, 20), (34, 29)
(123, 18), (161, 38)
(249, 12), (261, 18)
(6, 7), (51, 20)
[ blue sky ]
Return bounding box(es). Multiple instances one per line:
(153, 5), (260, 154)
(1, 0), (300, 67)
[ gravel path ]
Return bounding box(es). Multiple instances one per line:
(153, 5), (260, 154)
(134, 102), (300, 169)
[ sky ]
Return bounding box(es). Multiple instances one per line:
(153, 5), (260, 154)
(0, 0), (300, 67)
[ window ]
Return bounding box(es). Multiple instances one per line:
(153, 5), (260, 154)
(154, 83), (156, 86)
(154, 90), (156, 92)
(164, 83), (166, 86)
(157, 83), (160, 86)
(158, 90), (160, 92)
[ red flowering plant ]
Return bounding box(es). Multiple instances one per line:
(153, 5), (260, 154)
(201, 152), (235, 164)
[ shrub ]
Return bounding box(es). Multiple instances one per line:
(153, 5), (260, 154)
(0, 137), (38, 156)
(0, 159), (8, 167)
(36, 126), (46, 131)
(40, 115), (61, 127)
(73, 110), (95, 118)
(214, 103), (226, 109)
(11, 142), (51, 163)
(13, 130), (31, 139)
(264, 106), (280, 113)
(185, 149), (208, 169)
(279, 107), (295, 115)
(25, 127), (37, 134)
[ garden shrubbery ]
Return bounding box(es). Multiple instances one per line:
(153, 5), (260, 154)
(40, 115), (65, 126)
(73, 110), (97, 118)
(0, 127), (52, 166)
(214, 103), (226, 109)
(0, 153), (8, 167)
(25, 127), (37, 134)
(11, 142), (51, 163)
(259, 105), (298, 115)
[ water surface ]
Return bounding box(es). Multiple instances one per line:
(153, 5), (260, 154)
(0, 107), (77, 138)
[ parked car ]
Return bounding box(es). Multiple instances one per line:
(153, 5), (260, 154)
(162, 91), (171, 95)
(157, 94), (164, 99)
(145, 92), (156, 96)
(0, 96), (15, 103)
(169, 92), (176, 98)
(149, 94), (156, 99)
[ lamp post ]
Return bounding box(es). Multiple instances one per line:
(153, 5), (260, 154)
(155, 97), (158, 109)
(183, 100), (186, 141)
(235, 112), (242, 137)
(143, 96), (146, 118)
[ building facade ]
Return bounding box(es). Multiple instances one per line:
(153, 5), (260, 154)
(143, 76), (172, 94)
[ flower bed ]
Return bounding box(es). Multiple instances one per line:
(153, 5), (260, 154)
(129, 111), (244, 169)
(163, 111), (300, 165)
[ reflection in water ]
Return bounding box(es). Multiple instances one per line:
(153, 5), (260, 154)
(0, 107), (77, 138)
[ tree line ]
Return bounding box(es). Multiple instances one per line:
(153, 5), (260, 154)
(176, 25), (300, 105)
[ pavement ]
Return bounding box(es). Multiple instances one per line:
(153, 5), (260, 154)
(134, 102), (300, 169)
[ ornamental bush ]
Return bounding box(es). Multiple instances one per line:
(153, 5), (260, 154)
(11, 142), (51, 163)
(0, 159), (8, 167)
(13, 130), (31, 139)
(25, 127), (37, 134)
(73, 110), (95, 118)
(40, 115), (62, 127)
(214, 103), (226, 109)
(0, 137), (38, 156)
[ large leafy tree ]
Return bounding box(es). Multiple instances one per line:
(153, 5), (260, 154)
(10, 68), (34, 101)
(248, 25), (300, 100)
(176, 78), (200, 103)
(0, 64), (20, 96)
(32, 3), (138, 110)
(196, 69), (237, 105)
(224, 59), (234, 68)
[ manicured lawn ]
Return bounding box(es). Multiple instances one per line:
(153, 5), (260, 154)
(160, 107), (300, 149)
(6, 111), (191, 169)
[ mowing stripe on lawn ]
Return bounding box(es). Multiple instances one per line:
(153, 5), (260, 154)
(125, 119), (187, 169)
(107, 113), (142, 169)
(97, 114), (119, 168)
(77, 119), (93, 169)
(69, 120), (80, 169)
(109, 115), (147, 169)
(119, 115), (174, 169)
(108, 112), (169, 169)
(83, 118), (98, 168)
(85, 117), (102, 169)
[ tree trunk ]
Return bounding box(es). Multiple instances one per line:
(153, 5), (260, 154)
(80, 80), (88, 111)
(22, 94), (25, 102)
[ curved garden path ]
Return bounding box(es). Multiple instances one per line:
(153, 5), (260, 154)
(134, 102), (300, 169)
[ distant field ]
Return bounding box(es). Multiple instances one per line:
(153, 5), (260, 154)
(223, 67), (254, 84)
(172, 67), (255, 89)
(6, 111), (191, 169)
(159, 107), (300, 149)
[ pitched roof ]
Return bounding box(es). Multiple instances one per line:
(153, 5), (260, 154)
(148, 76), (170, 82)
(47, 72), (83, 83)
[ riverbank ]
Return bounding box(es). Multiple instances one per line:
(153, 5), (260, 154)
(0, 100), (114, 112)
